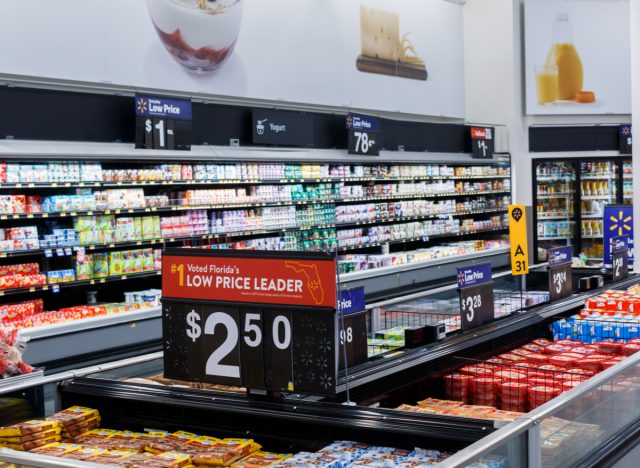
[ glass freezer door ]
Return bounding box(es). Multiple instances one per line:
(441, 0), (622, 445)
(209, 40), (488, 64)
(579, 160), (619, 260)
(535, 161), (576, 261)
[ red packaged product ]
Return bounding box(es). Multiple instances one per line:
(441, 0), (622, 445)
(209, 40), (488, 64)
(521, 343), (545, 353)
(601, 360), (620, 370)
(525, 353), (549, 365)
(596, 340), (624, 354)
(548, 355), (576, 368)
(495, 371), (527, 382)
(528, 377), (561, 388)
(510, 348), (532, 357)
(537, 364), (566, 372)
(574, 358), (604, 372)
(532, 338), (551, 347)
(554, 339), (582, 346)
(470, 377), (499, 406)
(562, 380), (583, 391)
(543, 344), (571, 355)
(459, 366), (493, 378)
(570, 346), (599, 355)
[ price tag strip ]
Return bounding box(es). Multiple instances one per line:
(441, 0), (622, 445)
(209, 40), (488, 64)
(162, 249), (338, 396)
(347, 114), (382, 156)
(611, 236), (629, 282)
(457, 263), (495, 331)
(548, 246), (573, 302)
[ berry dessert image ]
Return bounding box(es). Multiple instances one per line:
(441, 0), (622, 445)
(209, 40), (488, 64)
(146, 0), (243, 73)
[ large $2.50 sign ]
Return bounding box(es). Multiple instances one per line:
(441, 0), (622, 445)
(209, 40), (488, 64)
(162, 249), (338, 396)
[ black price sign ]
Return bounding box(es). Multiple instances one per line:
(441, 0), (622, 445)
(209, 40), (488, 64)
(164, 300), (337, 395)
(460, 283), (495, 331)
(135, 95), (192, 150)
(457, 263), (494, 331)
(252, 109), (314, 147)
(549, 264), (571, 301)
(548, 246), (572, 301)
(611, 236), (629, 282)
(470, 127), (495, 159)
(619, 125), (632, 154)
(162, 250), (338, 396)
(339, 311), (368, 369)
(347, 114), (381, 156)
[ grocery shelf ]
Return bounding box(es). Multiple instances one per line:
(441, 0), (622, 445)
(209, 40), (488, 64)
(536, 193), (573, 199)
(338, 227), (508, 251)
(536, 215), (571, 220)
(0, 175), (511, 189)
(535, 175), (575, 181)
(581, 235), (604, 240)
(336, 208), (507, 228)
(537, 236), (572, 241)
(0, 270), (161, 298)
(340, 248), (509, 297)
(0, 191), (510, 221)
(581, 213), (605, 219)
(581, 195), (616, 200)
(581, 174), (614, 179)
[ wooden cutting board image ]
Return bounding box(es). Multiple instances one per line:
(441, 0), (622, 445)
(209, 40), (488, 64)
(356, 5), (428, 81)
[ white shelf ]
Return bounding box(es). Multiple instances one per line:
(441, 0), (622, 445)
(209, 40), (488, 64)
(537, 193), (573, 199)
(581, 236), (603, 240)
(538, 236), (572, 241)
(538, 215), (571, 220)
(536, 176), (575, 181)
(581, 195), (616, 200)
(581, 174), (614, 180)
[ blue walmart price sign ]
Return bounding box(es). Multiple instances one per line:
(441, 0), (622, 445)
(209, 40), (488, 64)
(135, 95), (192, 151)
(604, 205), (633, 268)
(457, 263), (494, 331)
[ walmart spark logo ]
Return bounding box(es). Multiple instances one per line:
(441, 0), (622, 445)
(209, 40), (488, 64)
(136, 97), (148, 114)
(457, 270), (465, 287)
(609, 210), (632, 236)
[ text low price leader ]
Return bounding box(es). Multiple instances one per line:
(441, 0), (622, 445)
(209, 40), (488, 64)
(182, 263), (304, 292)
(163, 253), (337, 308)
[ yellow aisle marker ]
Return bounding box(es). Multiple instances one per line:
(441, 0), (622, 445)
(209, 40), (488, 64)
(508, 204), (529, 275)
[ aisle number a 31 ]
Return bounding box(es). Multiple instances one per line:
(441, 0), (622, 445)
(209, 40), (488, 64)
(508, 204), (529, 275)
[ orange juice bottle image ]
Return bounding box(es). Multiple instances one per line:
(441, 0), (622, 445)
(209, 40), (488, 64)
(544, 13), (583, 101)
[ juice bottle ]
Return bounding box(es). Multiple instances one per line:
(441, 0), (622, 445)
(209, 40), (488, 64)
(545, 13), (583, 101)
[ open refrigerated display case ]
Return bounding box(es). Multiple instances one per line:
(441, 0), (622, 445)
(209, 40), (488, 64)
(533, 157), (631, 264)
(0, 144), (512, 377)
(1, 267), (640, 467)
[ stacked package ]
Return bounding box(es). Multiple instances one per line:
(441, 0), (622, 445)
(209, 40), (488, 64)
(553, 289), (640, 343)
(0, 263), (46, 291)
(0, 420), (61, 451)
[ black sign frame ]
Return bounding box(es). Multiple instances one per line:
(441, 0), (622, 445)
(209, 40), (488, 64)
(470, 127), (495, 159)
(612, 249), (629, 282)
(338, 311), (368, 369)
(163, 298), (337, 397)
(459, 282), (495, 331)
(548, 263), (572, 301)
(252, 109), (315, 147)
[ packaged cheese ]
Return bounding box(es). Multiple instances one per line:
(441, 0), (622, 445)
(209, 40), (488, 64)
(0, 420), (58, 437)
(30, 442), (82, 456)
(47, 406), (100, 428)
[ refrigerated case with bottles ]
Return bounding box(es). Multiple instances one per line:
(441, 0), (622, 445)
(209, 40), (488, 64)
(533, 157), (631, 263)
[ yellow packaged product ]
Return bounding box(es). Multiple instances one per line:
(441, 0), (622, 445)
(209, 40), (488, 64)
(60, 446), (109, 461)
(89, 449), (139, 465)
(30, 442), (82, 457)
(0, 435), (60, 451)
(231, 451), (291, 468)
(152, 451), (192, 468)
(46, 406), (100, 428)
(74, 428), (119, 445)
(216, 438), (259, 457)
(0, 420), (59, 437)
(0, 427), (61, 443)
(146, 431), (197, 454)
